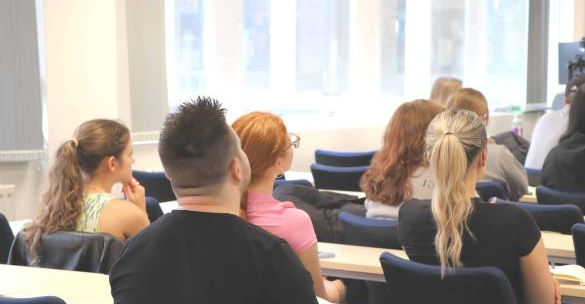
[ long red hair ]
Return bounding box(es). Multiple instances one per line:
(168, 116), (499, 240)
(360, 100), (445, 206)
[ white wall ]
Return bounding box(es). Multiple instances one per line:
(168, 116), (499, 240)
(45, 0), (130, 160)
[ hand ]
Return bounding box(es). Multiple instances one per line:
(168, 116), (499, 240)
(122, 178), (146, 211)
(322, 278), (346, 303)
(552, 277), (561, 304)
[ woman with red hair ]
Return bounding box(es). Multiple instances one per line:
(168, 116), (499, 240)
(233, 112), (346, 303)
(360, 100), (445, 219)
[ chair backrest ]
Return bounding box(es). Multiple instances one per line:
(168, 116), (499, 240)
(8, 231), (123, 274)
(0, 296), (66, 304)
(525, 168), (542, 187)
(145, 196), (164, 223)
(315, 149), (376, 167)
(273, 178), (313, 189)
(496, 199), (584, 234)
(536, 185), (585, 214)
(573, 223), (585, 267)
(132, 170), (176, 202)
(339, 212), (400, 249)
(0, 212), (14, 264)
(476, 180), (509, 201)
(379, 252), (517, 304)
(339, 212), (398, 304)
(310, 163), (368, 191)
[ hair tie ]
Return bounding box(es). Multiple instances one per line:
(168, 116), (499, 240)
(444, 132), (454, 135)
(71, 138), (78, 148)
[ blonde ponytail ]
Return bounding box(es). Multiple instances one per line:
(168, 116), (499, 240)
(426, 110), (487, 277)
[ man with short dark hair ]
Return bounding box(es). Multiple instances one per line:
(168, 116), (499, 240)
(110, 97), (317, 304)
(525, 75), (585, 170)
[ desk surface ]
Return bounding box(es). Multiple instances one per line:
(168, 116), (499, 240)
(318, 242), (585, 301)
(0, 265), (112, 304)
(0, 264), (332, 304)
(542, 231), (575, 261)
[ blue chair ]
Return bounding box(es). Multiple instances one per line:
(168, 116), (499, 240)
(525, 168), (542, 187)
(0, 212), (14, 264)
(310, 164), (368, 192)
(132, 170), (176, 202)
(339, 212), (398, 304)
(536, 185), (585, 214)
(315, 149), (377, 167)
(476, 180), (509, 201)
(273, 178), (313, 189)
(0, 296), (66, 304)
(379, 252), (517, 304)
(572, 223), (585, 267)
(496, 199), (583, 234)
(145, 196), (164, 223)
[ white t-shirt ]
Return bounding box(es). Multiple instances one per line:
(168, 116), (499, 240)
(365, 167), (434, 219)
(525, 106), (569, 170)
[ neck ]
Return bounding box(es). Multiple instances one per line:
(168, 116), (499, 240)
(177, 185), (241, 216)
(464, 171), (479, 198)
(247, 174), (275, 195)
(84, 175), (115, 194)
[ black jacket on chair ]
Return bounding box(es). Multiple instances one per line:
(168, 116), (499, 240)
(8, 230), (123, 274)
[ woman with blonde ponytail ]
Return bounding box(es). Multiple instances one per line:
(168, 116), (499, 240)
(399, 110), (559, 304)
(23, 119), (149, 262)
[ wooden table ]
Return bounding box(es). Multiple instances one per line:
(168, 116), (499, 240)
(542, 231), (576, 265)
(318, 242), (585, 303)
(0, 265), (112, 304)
(0, 264), (332, 304)
(318, 242), (406, 282)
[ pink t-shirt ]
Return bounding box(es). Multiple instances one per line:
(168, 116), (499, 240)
(246, 192), (317, 255)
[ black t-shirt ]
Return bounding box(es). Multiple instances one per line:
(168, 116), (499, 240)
(110, 210), (317, 304)
(542, 132), (585, 192)
(398, 198), (541, 304)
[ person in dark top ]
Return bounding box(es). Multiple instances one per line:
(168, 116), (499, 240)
(398, 109), (559, 304)
(542, 84), (585, 192)
(109, 97), (317, 304)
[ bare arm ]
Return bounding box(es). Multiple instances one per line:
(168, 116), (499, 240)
(298, 243), (346, 303)
(98, 199), (149, 242)
(520, 238), (556, 304)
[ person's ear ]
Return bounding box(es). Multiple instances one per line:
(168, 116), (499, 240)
(229, 157), (243, 182)
(273, 158), (283, 174)
(106, 156), (117, 172)
(480, 149), (487, 168)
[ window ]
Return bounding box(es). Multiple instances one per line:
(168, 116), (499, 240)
(295, 0), (349, 94)
(483, 0), (529, 108)
(430, 0), (465, 81)
(166, 0), (206, 108)
(242, 0), (271, 90)
(165, 0), (535, 119)
(547, 0), (578, 103)
(380, 0), (406, 96)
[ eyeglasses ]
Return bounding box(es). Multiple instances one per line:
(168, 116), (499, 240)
(289, 133), (300, 149)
